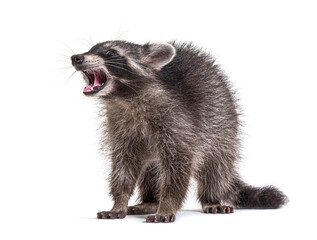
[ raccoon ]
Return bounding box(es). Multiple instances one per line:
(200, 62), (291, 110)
(71, 40), (288, 223)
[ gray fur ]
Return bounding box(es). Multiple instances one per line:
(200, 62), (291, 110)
(71, 40), (288, 223)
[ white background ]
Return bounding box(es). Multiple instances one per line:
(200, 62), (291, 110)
(1, 0), (316, 239)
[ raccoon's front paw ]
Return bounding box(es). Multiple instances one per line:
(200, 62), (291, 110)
(145, 214), (176, 223)
(97, 211), (127, 219)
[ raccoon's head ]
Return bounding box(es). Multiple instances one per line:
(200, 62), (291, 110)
(71, 41), (176, 97)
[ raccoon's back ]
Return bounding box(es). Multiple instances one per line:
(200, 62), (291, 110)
(158, 42), (240, 136)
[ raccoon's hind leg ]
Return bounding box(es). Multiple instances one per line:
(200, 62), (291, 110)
(127, 202), (158, 215)
(127, 162), (161, 215)
(195, 154), (237, 214)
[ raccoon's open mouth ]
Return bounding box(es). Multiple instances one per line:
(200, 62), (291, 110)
(82, 70), (107, 94)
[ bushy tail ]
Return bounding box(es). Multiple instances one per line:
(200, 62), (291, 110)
(234, 179), (288, 209)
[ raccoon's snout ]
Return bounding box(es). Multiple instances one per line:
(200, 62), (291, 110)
(71, 54), (84, 66)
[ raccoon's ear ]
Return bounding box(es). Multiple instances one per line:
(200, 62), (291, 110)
(143, 43), (176, 69)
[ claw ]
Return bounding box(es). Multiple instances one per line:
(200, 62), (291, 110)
(145, 214), (176, 223)
(96, 211), (126, 219)
(204, 205), (234, 214)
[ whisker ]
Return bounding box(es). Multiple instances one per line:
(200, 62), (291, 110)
(116, 30), (128, 41)
(115, 20), (123, 40)
(51, 65), (73, 77)
(88, 35), (94, 46)
(104, 60), (131, 68)
(75, 38), (91, 48)
(60, 42), (75, 55)
(83, 64), (103, 69)
(54, 65), (73, 72)
(103, 56), (122, 61)
(57, 59), (71, 63)
(80, 41), (91, 48)
(105, 61), (130, 67)
(82, 36), (94, 48)
(118, 79), (138, 94)
(105, 63), (134, 74)
(65, 70), (77, 84)
(59, 54), (71, 59)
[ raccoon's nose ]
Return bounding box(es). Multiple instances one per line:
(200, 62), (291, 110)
(71, 54), (84, 65)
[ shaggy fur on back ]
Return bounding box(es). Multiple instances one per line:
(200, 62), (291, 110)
(71, 41), (288, 223)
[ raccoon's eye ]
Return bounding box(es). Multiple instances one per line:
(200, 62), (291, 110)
(106, 50), (116, 57)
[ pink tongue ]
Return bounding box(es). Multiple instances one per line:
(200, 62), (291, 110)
(83, 85), (94, 93)
(83, 71), (103, 93)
